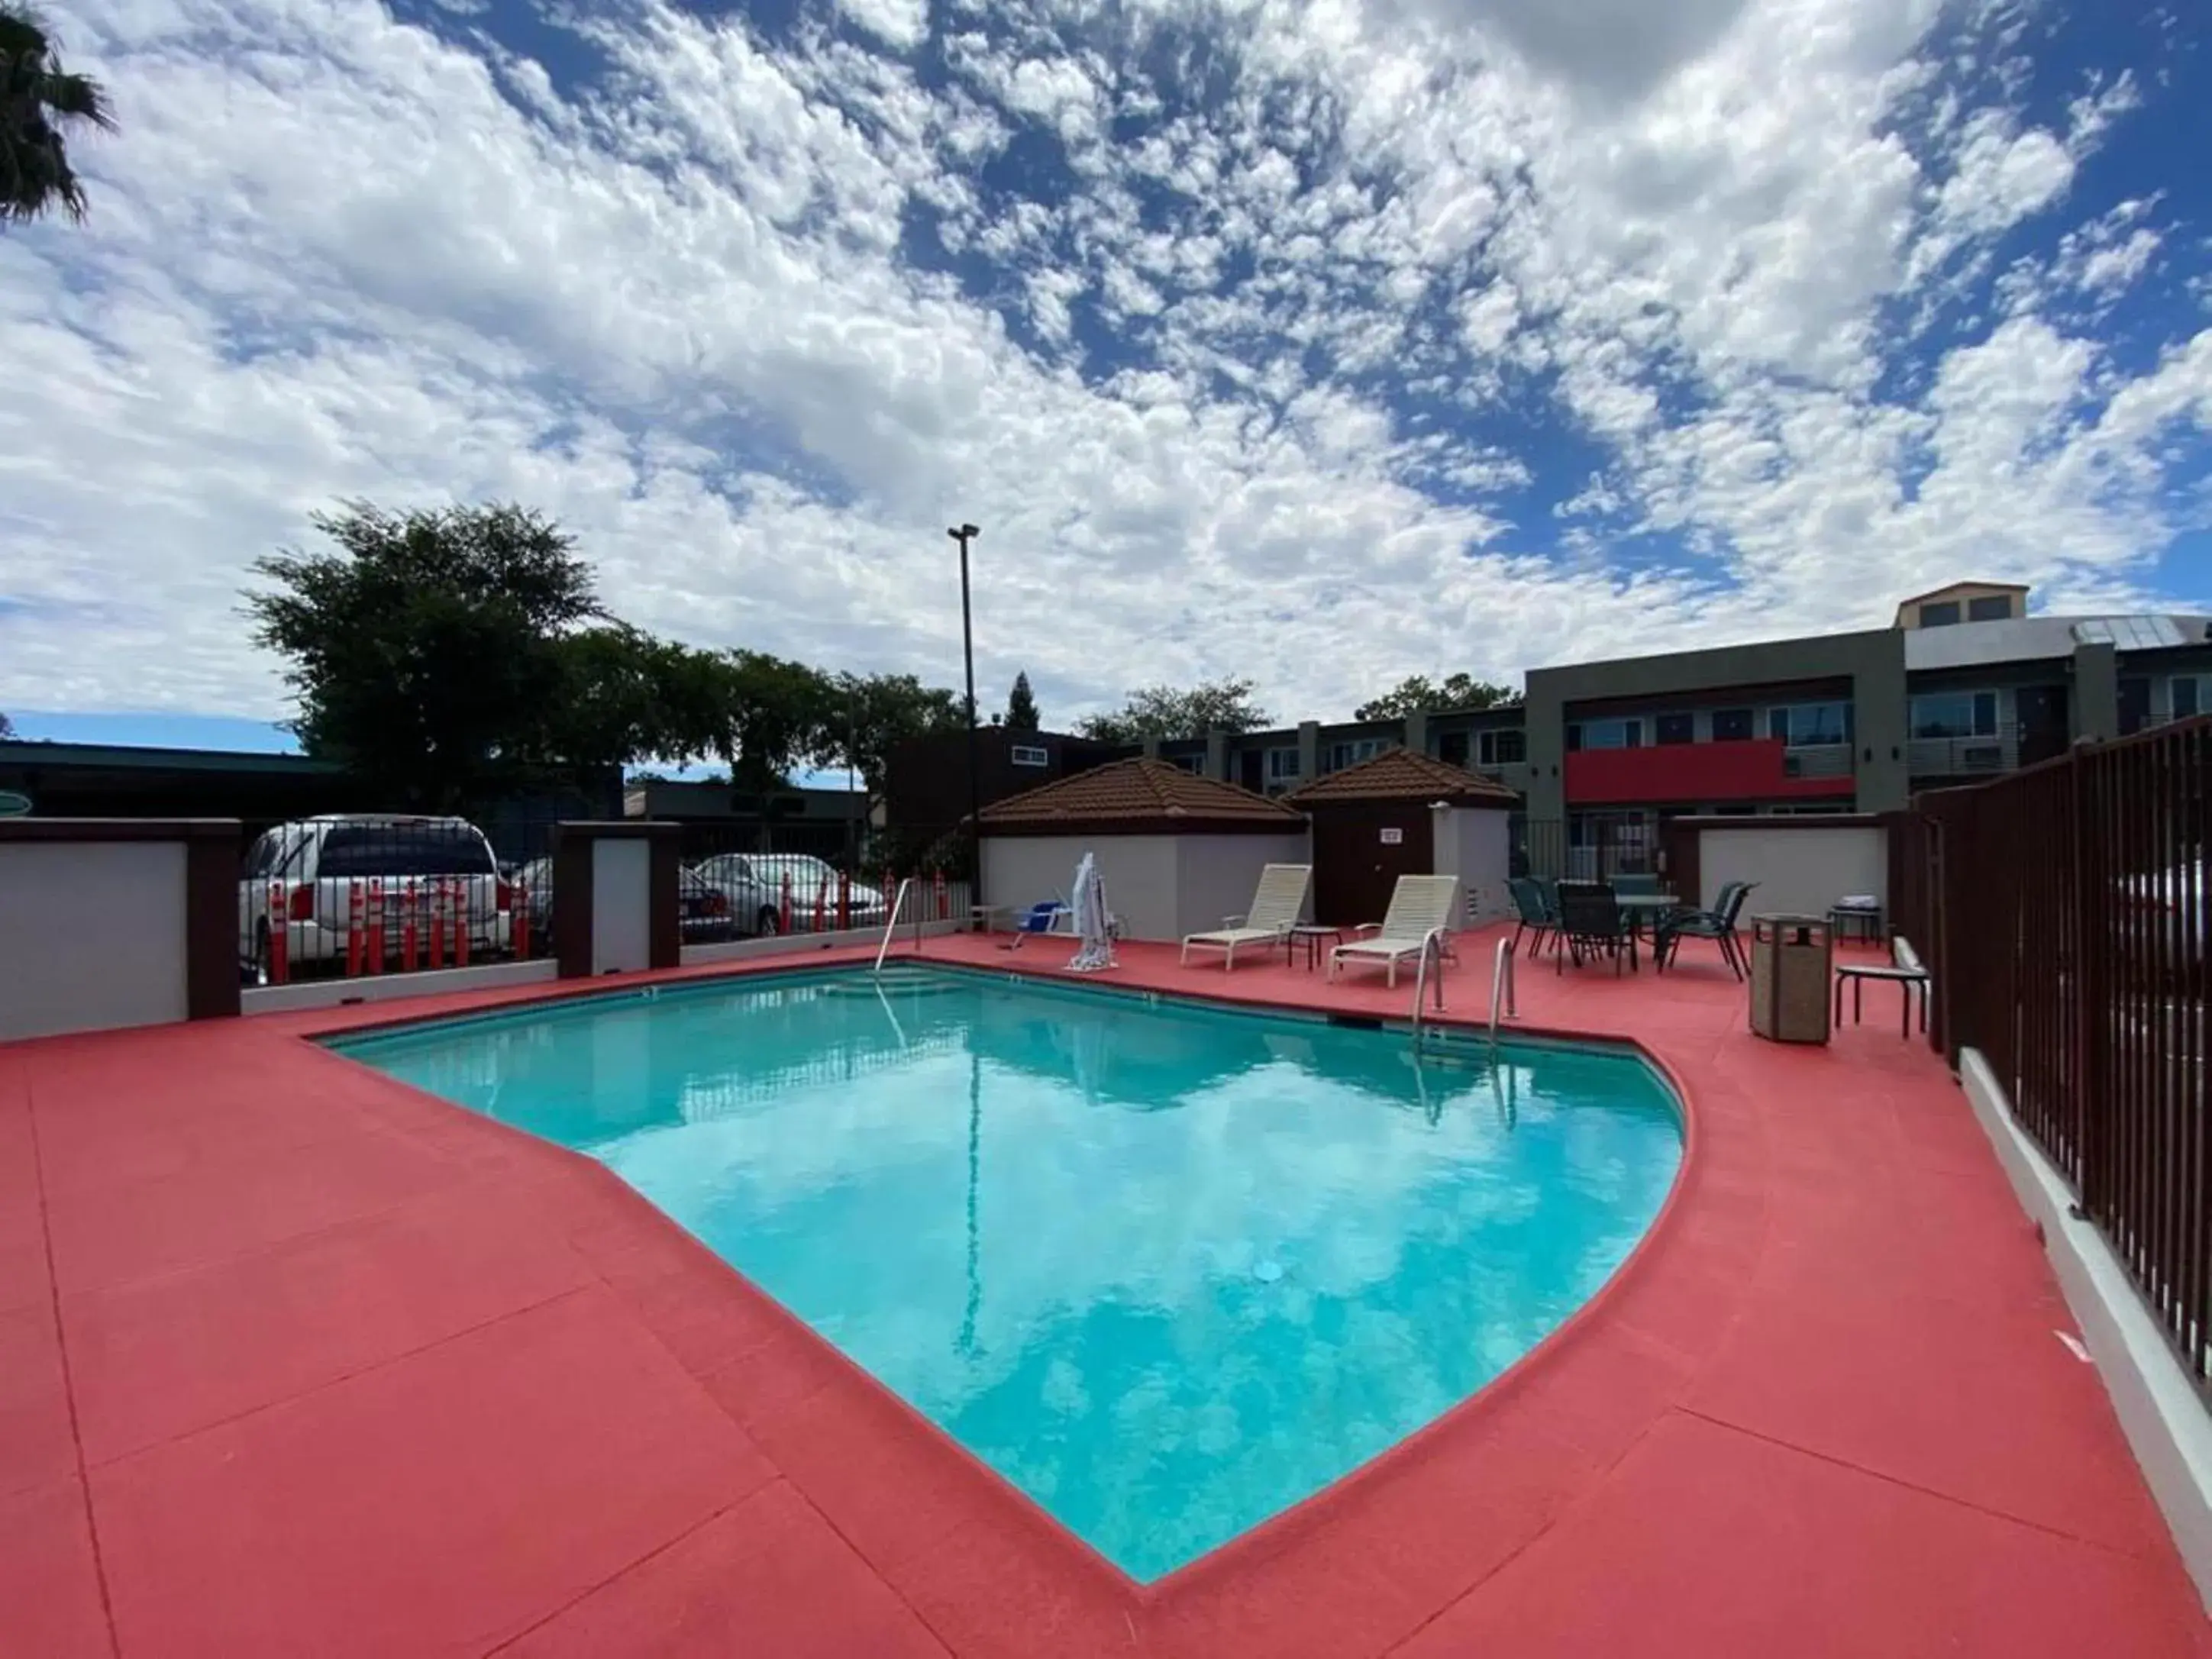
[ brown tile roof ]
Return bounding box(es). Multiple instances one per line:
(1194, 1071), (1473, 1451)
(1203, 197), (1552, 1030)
(977, 757), (1305, 833)
(1285, 746), (1519, 807)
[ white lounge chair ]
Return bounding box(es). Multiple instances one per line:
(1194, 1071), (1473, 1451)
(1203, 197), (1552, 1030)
(1179, 863), (1312, 970)
(1329, 874), (1461, 988)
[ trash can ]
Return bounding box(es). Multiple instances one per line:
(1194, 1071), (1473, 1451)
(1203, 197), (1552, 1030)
(1749, 914), (1833, 1044)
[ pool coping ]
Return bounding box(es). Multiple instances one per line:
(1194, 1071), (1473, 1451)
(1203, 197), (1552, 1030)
(285, 941), (1710, 1609)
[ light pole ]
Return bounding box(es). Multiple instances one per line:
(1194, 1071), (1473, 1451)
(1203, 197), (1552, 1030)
(948, 523), (982, 904)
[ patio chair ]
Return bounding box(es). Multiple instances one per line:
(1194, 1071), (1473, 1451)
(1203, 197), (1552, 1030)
(1506, 876), (1558, 958)
(1655, 881), (1755, 979)
(1611, 872), (1664, 897)
(1180, 863), (1312, 970)
(1532, 875), (1561, 919)
(1329, 874), (1461, 989)
(1555, 880), (1637, 974)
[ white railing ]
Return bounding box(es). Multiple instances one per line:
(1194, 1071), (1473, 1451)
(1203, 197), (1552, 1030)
(873, 876), (917, 973)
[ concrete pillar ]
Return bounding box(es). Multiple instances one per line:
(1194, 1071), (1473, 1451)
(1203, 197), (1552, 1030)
(1204, 729), (1229, 781)
(2072, 641), (2119, 741)
(1403, 709), (1429, 757)
(1522, 685), (1567, 825)
(552, 821), (680, 978)
(1852, 655), (1910, 813)
(1141, 735), (1161, 760)
(1297, 720), (1319, 782)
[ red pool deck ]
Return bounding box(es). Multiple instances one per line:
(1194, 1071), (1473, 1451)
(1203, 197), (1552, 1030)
(3, 927), (2207, 1658)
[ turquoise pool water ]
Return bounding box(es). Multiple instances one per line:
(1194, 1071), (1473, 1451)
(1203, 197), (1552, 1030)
(334, 967), (1682, 1581)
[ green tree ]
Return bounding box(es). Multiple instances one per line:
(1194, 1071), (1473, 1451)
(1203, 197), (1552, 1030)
(1354, 673), (1518, 721)
(712, 650), (837, 789)
(547, 625), (702, 773)
(0, 712), (13, 738)
(1004, 670), (1040, 732)
(246, 501), (605, 807)
(2, 5), (115, 225)
(1077, 678), (1272, 743)
(823, 670), (963, 805)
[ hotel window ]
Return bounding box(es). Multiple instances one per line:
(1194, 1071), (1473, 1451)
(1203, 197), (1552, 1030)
(1326, 737), (1386, 771)
(1567, 718), (1642, 750)
(1710, 708), (1754, 741)
(1655, 712), (1694, 745)
(1009, 744), (1049, 767)
(1909, 692), (1997, 739)
(1967, 594), (2014, 622)
(1477, 728), (1526, 765)
(1438, 731), (1470, 766)
(1918, 600), (1962, 627)
(1265, 747), (1303, 782)
(1768, 702), (1852, 746)
(2175, 676), (2204, 720)
(1165, 752), (1203, 774)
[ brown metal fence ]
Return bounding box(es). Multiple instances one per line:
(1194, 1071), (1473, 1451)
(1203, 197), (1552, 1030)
(1900, 716), (2207, 1380)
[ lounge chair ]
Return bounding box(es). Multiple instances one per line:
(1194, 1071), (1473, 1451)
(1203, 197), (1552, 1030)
(1655, 881), (1756, 979)
(1506, 876), (1558, 958)
(1001, 899), (1067, 950)
(1180, 863), (1313, 970)
(1555, 880), (1637, 973)
(1329, 874), (1461, 988)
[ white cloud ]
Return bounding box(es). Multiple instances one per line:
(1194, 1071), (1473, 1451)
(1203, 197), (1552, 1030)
(1, 0), (2207, 737)
(836, 0), (929, 52)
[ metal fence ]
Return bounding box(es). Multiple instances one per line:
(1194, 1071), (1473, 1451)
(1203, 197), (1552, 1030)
(239, 806), (983, 984)
(1905, 716), (2208, 1381)
(238, 810), (563, 985)
(683, 820), (972, 937)
(1516, 815), (1661, 882)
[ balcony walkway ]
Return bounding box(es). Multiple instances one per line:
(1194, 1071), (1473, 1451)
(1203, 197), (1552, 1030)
(2, 928), (2206, 1657)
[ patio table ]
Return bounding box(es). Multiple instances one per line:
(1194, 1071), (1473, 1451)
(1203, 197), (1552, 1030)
(1613, 892), (1680, 934)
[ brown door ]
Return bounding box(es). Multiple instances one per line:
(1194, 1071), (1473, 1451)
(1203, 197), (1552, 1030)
(1312, 804), (1434, 925)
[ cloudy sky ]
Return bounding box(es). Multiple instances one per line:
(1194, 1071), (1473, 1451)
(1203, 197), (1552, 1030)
(4, 0), (2209, 744)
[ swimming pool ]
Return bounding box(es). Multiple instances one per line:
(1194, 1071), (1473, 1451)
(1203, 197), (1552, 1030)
(334, 966), (1683, 1581)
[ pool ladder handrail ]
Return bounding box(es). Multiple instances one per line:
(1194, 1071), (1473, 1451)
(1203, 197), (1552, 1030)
(1408, 925), (1448, 1051)
(1488, 935), (1517, 1052)
(873, 876), (918, 974)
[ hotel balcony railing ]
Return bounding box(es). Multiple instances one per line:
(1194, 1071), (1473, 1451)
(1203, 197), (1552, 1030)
(1907, 729), (2020, 776)
(1781, 742), (1854, 779)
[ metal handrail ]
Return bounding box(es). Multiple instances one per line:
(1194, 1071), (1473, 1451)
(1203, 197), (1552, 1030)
(873, 876), (917, 974)
(1489, 935), (1518, 1051)
(1409, 925), (1448, 1049)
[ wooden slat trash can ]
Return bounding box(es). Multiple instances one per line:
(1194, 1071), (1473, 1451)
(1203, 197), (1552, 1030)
(1749, 914), (1833, 1044)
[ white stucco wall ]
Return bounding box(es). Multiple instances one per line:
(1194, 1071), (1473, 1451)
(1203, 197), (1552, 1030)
(1697, 825), (1887, 918)
(983, 835), (1181, 941)
(1173, 831), (1314, 938)
(592, 838), (654, 974)
(1429, 808), (1513, 925)
(0, 841), (189, 1041)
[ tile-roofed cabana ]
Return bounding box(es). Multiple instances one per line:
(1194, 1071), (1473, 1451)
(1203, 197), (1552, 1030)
(1284, 747), (1518, 928)
(977, 759), (1310, 942)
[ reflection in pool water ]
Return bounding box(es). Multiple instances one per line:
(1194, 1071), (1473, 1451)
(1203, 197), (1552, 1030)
(335, 968), (1681, 1581)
